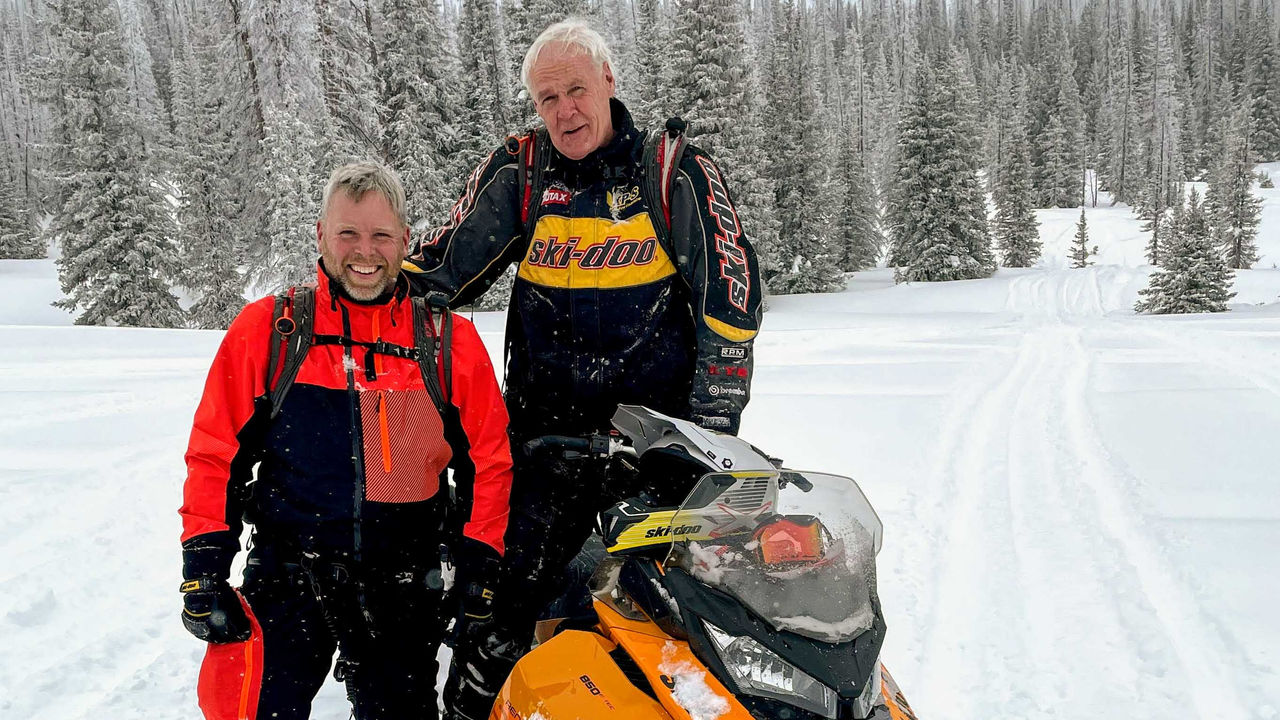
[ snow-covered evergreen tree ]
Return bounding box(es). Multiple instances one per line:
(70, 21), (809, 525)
(46, 0), (184, 327)
(313, 0), (382, 160)
(1137, 175), (1173, 266)
(1246, 0), (1280, 160)
(258, 104), (324, 290)
(833, 14), (879, 272)
(761, 0), (841, 293)
(171, 12), (247, 328)
(888, 46), (994, 282)
(1208, 103), (1263, 269)
(457, 0), (509, 171)
(0, 167), (39, 258)
(1070, 207), (1095, 268)
(627, 0), (669, 129)
(992, 63), (1041, 267)
(668, 0), (780, 285)
(378, 0), (464, 226)
(1096, 6), (1145, 204)
(1135, 188), (1234, 314)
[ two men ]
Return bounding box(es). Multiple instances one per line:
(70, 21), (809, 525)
(179, 162), (512, 719)
(405, 19), (763, 720)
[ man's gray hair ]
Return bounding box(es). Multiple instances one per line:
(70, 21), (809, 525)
(320, 161), (408, 226)
(521, 18), (615, 95)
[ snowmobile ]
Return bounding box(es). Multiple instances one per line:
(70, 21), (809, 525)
(490, 405), (919, 720)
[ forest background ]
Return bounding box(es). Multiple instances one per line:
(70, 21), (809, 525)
(0, 0), (1276, 326)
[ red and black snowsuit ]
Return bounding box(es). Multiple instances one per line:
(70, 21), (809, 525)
(402, 99), (762, 718)
(180, 265), (512, 720)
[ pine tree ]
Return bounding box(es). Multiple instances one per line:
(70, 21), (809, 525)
(313, 0), (382, 160)
(888, 47), (994, 282)
(1096, 6), (1145, 204)
(668, 0), (780, 285)
(1070, 207), (1095, 268)
(46, 0), (184, 327)
(1142, 9), (1184, 215)
(258, 104), (324, 289)
(171, 12), (247, 328)
(378, 0), (465, 226)
(627, 0), (669, 129)
(1246, 0), (1280, 160)
(0, 168), (39, 258)
(992, 63), (1040, 267)
(761, 0), (842, 293)
(1208, 104), (1263, 269)
(1135, 188), (1234, 313)
(833, 13), (879, 272)
(457, 0), (509, 172)
(1137, 175), (1173, 266)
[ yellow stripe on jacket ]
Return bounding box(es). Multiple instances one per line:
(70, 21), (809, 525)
(517, 213), (676, 290)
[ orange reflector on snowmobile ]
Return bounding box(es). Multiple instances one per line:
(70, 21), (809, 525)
(753, 516), (824, 565)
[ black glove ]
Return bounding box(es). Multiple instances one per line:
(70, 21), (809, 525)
(443, 538), (511, 720)
(452, 537), (501, 638)
(180, 576), (251, 643)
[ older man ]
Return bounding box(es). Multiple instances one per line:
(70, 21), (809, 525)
(179, 162), (513, 719)
(405, 19), (763, 720)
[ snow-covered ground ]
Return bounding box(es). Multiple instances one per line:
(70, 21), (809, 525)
(2, 177), (1278, 719)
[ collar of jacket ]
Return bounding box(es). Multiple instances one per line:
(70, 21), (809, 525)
(549, 98), (644, 188)
(315, 260), (411, 325)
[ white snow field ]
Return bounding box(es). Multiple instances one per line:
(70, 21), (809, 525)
(2, 178), (1279, 719)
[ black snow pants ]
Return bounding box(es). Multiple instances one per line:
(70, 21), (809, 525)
(196, 541), (443, 720)
(446, 450), (610, 720)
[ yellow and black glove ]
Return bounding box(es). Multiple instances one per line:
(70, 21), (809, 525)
(180, 576), (251, 644)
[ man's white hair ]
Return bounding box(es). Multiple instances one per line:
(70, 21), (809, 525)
(521, 18), (615, 96)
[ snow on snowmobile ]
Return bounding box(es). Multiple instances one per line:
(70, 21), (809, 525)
(490, 405), (919, 720)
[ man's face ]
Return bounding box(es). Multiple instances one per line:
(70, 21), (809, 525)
(529, 47), (616, 161)
(316, 191), (409, 301)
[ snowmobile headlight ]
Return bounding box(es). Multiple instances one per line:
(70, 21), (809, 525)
(703, 620), (838, 719)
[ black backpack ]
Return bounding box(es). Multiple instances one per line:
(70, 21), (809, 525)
(265, 286), (454, 419)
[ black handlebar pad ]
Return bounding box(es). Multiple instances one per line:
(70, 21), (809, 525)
(522, 435), (593, 456)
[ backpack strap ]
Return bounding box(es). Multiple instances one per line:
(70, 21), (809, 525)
(411, 295), (452, 418)
(268, 285), (316, 419)
(507, 128), (552, 238)
(641, 117), (689, 249)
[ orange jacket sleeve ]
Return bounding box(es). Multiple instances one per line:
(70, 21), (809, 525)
(447, 315), (513, 555)
(179, 299), (272, 575)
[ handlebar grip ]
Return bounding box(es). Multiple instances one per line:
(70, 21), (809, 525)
(522, 435), (592, 456)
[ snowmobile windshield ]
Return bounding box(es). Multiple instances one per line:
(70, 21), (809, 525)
(664, 470), (882, 643)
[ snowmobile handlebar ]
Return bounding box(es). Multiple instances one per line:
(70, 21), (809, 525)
(521, 433), (634, 460)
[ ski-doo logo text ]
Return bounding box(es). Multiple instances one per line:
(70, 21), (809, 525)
(644, 524), (704, 539)
(696, 155), (751, 313)
(527, 236), (658, 269)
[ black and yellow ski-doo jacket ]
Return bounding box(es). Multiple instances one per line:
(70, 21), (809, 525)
(404, 100), (762, 437)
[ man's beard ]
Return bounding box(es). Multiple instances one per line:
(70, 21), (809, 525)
(338, 269), (396, 301)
